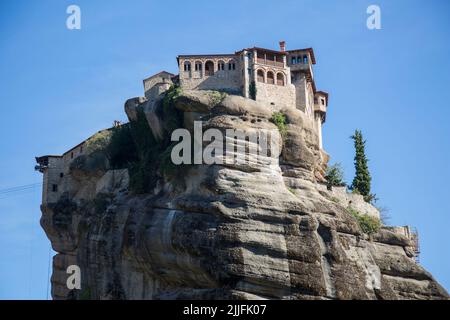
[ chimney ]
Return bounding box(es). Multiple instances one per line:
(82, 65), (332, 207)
(279, 41), (286, 52)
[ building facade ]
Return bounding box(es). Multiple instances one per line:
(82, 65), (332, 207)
(176, 42), (329, 149)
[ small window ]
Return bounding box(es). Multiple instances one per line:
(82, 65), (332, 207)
(205, 61), (214, 76)
(52, 184), (58, 192)
(80, 146), (83, 153)
(60, 173), (64, 178)
(303, 55), (308, 64)
(184, 61), (191, 72)
(71, 152), (74, 159)
(267, 71), (275, 85)
(321, 98), (325, 105)
(276, 73), (285, 86)
(291, 57), (296, 64)
(257, 70), (265, 83)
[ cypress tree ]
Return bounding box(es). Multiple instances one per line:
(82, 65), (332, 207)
(249, 81), (257, 100)
(351, 130), (372, 200)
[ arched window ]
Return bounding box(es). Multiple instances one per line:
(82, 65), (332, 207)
(205, 60), (214, 76)
(195, 61), (202, 71)
(218, 60), (225, 71)
(183, 61), (191, 72)
(303, 55), (308, 64)
(257, 69), (265, 83)
(228, 59), (236, 70)
(267, 71), (274, 84)
(276, 73), (285, 86)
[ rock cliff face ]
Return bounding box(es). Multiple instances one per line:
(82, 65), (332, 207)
(41, 89), (449, 300)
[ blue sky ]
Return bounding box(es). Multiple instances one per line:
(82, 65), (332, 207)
(0, 0), (449, 299)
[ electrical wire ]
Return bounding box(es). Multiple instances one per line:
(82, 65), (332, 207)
(0, 183), (42, 200)
(0, 183), (42, 194)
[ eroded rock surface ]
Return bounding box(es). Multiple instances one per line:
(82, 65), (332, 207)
(41, 89), (448, 300)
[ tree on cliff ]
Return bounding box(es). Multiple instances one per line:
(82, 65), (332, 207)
(325, 163), (346, 190)
(249, 81), (257, 100)
(350, 130), (374, 202)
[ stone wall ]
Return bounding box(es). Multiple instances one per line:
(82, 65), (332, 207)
(255, 82), (296, 109)
(316, 184), (381, 219)
(179, 55), (242, 94)
(291, 73), (314, 120)
(42, 157), (64, 204)
(144, 72), (173, 100)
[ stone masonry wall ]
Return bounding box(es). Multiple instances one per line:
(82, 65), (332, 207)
(179, 56), (242, 94)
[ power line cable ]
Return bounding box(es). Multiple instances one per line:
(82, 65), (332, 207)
(0, 183), (41, 195)
(0, 183), (42, 200)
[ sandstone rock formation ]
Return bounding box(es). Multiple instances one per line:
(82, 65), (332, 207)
(40, 88), (449, 300)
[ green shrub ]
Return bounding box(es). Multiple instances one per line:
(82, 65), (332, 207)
(208, 91), (227, 106)
(127, 108), (161, 194)
(162, 85), (184, 143)
(330, 197), (340, 204)
(128, 86), (185, 193)
(347, 207), (381, 235)
(85, 130), (111, 154)
(69, 152), (108, 175)
(96, 85), (186, 194)
(106, 124), (138, 169)
(128, 152), (159, 194)
(325, 163), (346, 190)
(270, 112), (287, 137)
(364, 193), (378, 204)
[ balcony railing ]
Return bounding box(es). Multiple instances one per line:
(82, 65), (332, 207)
(256, 58), (284, 68)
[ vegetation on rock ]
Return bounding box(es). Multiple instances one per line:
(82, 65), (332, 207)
(249, 81), (257, 100)
(162, 85), (183, 137)
(207, 90), (227, 107)
(107, 85), (185, 194)
(325, 163), (346, 190)
(350, 130), (375, 203)
(85, 130), (112, 154)
(347, 207), (381, 235)
(107, 124), (138, 169)
(270, 112), (287, 137)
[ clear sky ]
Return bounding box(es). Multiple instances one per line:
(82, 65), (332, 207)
(0, 0), (449, 299)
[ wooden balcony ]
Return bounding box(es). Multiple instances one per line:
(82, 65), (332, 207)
(256, 58), (284, 68)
